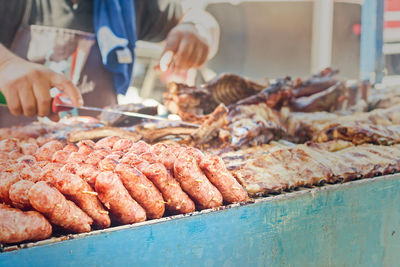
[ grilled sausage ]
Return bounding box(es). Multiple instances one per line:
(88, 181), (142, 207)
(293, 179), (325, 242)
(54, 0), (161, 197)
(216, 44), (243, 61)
(76, 163), (100, 187)
(16, 154), (36, 164)
(85, 148), (111, 165)
(0, 139), (18, 152)
(63, 143), (79, 153)
(95, 171), (146, 224)
(53, 172), (110, 228)
(174, 154), (223, 209)
(129, 141), (151, 155)
(0, 172), (21, 204)
(40, 163), (63, 184)
(115, 163), (165, 219)
(9, 180), (35, 210)
(120, 152), (150, 172)
(0, 152), (9, 162)
(95, 136), (121, 149)
(67, 152), (87, 164)
(77, 140), (95, 156)
(142, 163), (195, 214)
(19, 142), (39, 155)
(34, 140), (63, 161)
(112, 139), (133, 153)
(52, 150), (71, 164)
(0, 203), (52, 243)
(155, 146), (180, 171)
(184, 147), (205, 163)
(200, 155), (248, 203)
(98, 156), (119, 172)
(9, 150), (23, 160)
(140, 152), (158, 164)
(19, 164), (42, 182)
(29, 181), (93, 233)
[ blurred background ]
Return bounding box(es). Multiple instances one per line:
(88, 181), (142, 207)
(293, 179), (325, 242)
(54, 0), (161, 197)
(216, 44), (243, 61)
(122, 0), (398, 104)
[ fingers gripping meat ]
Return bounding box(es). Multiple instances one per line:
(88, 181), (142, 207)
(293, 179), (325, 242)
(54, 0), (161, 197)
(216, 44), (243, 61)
(200, 155), (248, 203)
(142, 163), (195, 214)
(95, 171), (146, 224)
(0, 204), (52, 243)
(29, 181), (93, 233)
(0, 172), (21, 204)
(115, 164), (165, 219)
(9, 180), (35, 210)
(174, 154), (223, 209)
(34, 140), (63, 161)
(54, 172), (111, 228)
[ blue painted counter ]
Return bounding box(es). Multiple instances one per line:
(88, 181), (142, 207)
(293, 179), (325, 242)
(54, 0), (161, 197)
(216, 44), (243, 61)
(1, 174), (400, 267)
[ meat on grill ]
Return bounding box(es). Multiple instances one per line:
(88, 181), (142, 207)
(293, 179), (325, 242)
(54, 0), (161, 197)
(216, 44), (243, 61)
(95, 171), (147, 224)
(29, 181), (93, 233)
(221, 141), (400, 196)
(0, 203), (52, 244)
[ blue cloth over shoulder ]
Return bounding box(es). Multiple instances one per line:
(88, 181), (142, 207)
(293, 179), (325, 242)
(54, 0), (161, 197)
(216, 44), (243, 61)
(93, 0), (137, 95)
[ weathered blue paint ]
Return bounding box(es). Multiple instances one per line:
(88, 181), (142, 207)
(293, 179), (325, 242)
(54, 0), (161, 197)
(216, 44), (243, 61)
(2, 174), (400, 267)
(360, 0), (385, 83)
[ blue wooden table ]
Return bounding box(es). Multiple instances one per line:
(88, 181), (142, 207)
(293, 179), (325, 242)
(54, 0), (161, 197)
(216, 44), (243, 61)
(1, 174), (400, 267)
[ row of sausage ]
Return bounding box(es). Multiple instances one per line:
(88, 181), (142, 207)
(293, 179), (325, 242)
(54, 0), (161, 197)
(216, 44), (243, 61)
(0, 137), (248, 244)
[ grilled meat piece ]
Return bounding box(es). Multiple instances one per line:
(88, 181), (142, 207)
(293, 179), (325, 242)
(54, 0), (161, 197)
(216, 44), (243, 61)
(164, 73), (265, 122)
(227, 103), (285, 148)
(199, 155), (248, 204)
(0, 203), (52, 244)
(9, 180), (35, 210)
(142, 163), (195, 214)
(115, 163), (165, 219)
(95, 171), (147, 224)
(314, 123), (400, 145)
(174, 153), (223, 209)
(292, 67), (339, 98)
(221, 141), (400, 196)
(29, 181), (93, 233)
(291, 82), (347, 112)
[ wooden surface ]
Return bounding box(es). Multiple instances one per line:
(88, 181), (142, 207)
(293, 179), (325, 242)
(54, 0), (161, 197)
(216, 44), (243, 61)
(1, 174), (400, 266)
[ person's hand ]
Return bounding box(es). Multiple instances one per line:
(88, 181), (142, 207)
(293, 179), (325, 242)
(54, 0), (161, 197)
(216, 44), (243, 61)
(158, 22), (211, 72)
(0, 52), (83, 117)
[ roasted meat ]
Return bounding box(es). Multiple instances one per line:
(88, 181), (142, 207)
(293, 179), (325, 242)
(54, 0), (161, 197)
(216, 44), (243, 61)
(0, 204), (52, 244)
(164, 73), (266, 122)
(221, 141), (400, 196)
